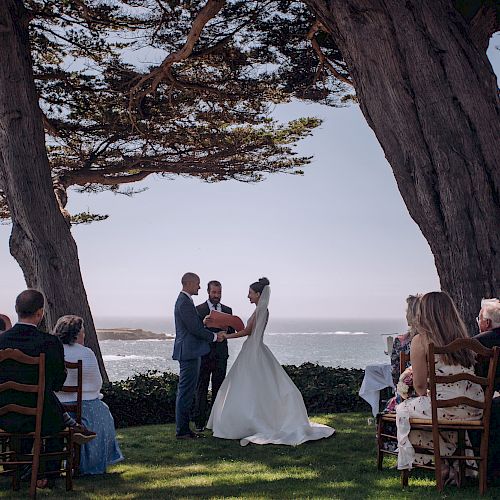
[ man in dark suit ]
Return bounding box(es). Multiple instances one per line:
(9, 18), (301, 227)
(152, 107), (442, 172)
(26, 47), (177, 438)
(474, 298), (500, 484)
(0, 289), (67, 435)
(193, 280), (234, 432)
(0, 289), (67, 482)
(172, 273), (225, 439)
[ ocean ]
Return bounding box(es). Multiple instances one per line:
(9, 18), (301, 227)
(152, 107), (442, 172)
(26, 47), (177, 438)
(96, 317), (407, 381)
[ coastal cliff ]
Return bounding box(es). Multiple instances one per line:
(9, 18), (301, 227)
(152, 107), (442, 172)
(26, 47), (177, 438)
(97, 328), (173, 341)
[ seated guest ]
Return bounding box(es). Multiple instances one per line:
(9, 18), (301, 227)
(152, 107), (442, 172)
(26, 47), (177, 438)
(474, 298), (500, 485)
(396, 291), (484, 485)
(0, 313), (12, 332)
(54, 315), (123, 475)
(390, 294), (421, 386)
(383, 295), (421, 414)
(0, 290), (67, 488)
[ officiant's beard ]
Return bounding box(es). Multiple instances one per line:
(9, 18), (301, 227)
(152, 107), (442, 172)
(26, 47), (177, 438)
(208, 286), (222, 305)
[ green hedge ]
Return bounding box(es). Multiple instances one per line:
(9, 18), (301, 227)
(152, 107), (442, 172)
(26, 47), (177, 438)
(102, 363), (370, 428)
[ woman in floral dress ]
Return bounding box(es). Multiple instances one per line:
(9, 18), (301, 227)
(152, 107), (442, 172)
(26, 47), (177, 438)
(396, 291), (483, 483)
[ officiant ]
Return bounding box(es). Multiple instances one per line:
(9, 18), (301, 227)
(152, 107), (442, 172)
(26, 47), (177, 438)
(193, 280), (234, 432)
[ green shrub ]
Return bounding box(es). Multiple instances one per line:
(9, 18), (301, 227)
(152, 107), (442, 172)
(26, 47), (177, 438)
(283, 363), (369, 413)
(103, 364), (370, 428)
(102, 370), (178, 428)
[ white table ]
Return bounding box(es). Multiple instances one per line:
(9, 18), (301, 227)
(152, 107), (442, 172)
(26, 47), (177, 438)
(359, 363), (395, 417)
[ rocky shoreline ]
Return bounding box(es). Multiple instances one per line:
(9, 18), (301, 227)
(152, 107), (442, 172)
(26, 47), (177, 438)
(97, 328), (174, 341)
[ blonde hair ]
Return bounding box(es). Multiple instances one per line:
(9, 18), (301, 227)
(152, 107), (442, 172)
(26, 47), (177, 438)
(405, 294), (422, 338)
(415, 291), (475, 367)
(53, 315), (84, 345)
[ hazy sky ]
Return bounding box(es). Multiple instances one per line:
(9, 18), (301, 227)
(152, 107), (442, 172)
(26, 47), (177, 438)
(1, 36), (498, 323)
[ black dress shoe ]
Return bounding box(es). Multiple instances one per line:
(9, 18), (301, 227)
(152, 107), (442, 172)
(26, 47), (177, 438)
(176, 431), (202, 440)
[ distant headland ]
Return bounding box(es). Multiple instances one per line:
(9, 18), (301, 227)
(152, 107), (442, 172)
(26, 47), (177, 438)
(96, 328), (174, 341)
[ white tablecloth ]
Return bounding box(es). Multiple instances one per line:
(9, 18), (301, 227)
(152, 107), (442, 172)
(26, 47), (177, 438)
(359, 363), (395, 417)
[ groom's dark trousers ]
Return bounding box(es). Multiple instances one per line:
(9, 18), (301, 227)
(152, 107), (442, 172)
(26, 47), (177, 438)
(172, 292), (215, 436)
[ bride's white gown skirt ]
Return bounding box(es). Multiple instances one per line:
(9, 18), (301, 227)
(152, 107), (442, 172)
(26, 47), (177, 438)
(207, 338), (335, 446)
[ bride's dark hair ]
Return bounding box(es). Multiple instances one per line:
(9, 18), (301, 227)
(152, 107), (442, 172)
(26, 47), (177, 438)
(250, 277), (270, 294)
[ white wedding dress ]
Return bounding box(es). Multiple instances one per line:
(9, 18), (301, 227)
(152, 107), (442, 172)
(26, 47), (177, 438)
(207, 286), (335, 446)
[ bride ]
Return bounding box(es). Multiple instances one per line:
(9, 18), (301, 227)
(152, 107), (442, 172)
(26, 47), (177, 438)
(206, 277), (335, 446)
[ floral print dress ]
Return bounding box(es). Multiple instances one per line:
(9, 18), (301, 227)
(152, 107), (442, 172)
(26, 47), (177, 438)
(396, 357), (484, 470)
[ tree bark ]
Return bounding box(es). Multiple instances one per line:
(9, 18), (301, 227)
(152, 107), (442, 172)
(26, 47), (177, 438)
(305, 0), (500, 332)
(0, 0), (108, 380)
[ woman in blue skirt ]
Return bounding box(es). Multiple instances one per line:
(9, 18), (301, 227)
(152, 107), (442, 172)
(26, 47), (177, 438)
(54, 315), (123, 475)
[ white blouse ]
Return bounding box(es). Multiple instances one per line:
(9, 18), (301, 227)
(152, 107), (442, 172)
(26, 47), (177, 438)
(56, 343), (103, 402)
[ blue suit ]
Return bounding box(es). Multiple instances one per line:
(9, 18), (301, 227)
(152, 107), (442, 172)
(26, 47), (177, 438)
(173, 292), (214, 435)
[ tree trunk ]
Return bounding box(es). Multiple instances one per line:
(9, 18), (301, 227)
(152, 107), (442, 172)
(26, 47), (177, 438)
(305, 0), (500, 332)
(0, 0), (108, 381)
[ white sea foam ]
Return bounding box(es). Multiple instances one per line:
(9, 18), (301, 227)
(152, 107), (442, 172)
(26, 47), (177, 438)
(266, 331), (369, 336)
(136, 338), (171, 342)
(103, 354), (162, 361)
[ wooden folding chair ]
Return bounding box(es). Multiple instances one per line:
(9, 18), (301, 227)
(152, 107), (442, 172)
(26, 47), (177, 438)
(400, 339), (499, 495)
(0, 348), (74, 498)
(61, 359), (83, 475)
(377, 350), (410, 469)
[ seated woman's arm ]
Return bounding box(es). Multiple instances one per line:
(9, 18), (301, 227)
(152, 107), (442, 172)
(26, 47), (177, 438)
(410, 334), (428, 396)
(82, 347), (103, 395)
(225, 314), (255, 339)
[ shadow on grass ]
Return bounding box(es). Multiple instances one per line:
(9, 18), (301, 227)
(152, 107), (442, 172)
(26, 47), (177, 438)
(1, 414), (498, 499)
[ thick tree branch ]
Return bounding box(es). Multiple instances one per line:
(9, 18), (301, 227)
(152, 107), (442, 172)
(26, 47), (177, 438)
(469, 4), (498, 53)
(128, 0), (226, 114)
(307, 21), (353, 87)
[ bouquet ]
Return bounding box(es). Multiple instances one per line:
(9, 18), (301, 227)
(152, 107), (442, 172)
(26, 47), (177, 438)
(384, 366), (414, 413)
(396, 366), (414, 400)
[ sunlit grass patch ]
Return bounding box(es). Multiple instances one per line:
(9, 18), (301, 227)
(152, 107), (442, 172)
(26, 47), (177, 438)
(0, 413), (498, 499)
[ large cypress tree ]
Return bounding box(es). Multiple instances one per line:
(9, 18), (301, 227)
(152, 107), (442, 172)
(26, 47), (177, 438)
(0, 0), (330, 378)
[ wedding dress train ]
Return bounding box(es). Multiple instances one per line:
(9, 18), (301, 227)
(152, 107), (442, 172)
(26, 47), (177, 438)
(207, 286), (335, 446)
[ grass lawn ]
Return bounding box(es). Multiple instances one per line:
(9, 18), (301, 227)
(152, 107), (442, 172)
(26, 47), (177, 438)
(1, 413), (498, 499)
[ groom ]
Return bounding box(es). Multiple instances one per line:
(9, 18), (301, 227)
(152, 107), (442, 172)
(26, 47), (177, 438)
(173, 272), (224, 439)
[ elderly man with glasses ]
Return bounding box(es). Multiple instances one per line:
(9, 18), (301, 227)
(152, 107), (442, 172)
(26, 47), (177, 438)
(474, 298), (500, 485)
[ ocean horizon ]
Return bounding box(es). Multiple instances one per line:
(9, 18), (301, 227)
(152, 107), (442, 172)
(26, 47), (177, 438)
(95, 316), (407, 381)
(95, 316), (406, 335)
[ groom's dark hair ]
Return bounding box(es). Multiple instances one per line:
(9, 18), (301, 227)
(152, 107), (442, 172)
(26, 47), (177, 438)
(207, 280), (221, 290)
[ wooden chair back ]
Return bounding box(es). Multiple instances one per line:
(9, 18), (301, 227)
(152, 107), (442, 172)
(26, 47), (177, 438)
(428, 339), (499, 418)
(427, 339), (499, 494)
(399, 350), (410, 379)
(0, 349), (45, 498)
(61, 359), (83, 476)
(61, 360), (83, 424)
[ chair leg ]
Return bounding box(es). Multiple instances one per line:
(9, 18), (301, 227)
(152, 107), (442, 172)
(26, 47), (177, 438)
(29, 436), (42, 499)
(457, 430), (466, 488)
(74, 443), (81, 476)
(65, 435), (74, 491)
(480, 428), (491, 496)
(376, 417), (384, 470)
(479, 453), (487, 495)
(12, 466), (21, 491)
(435, 456), (444, 492)
(401, 469), (409, 487)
